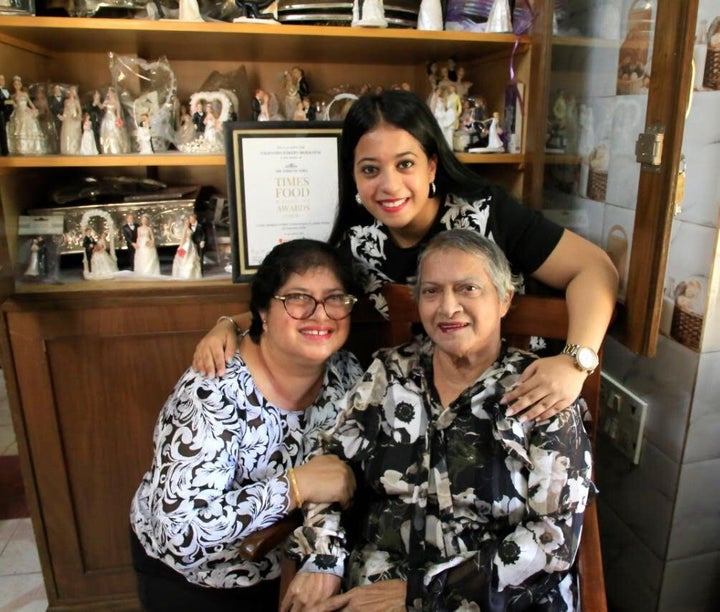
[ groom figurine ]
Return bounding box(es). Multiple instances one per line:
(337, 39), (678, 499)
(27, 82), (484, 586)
(122, 213), (138, 270)
(0, 74), (12, 155)
(82, 227), (97, 273)
(48, 83), (65, 141)
(189, 213), (206, 275)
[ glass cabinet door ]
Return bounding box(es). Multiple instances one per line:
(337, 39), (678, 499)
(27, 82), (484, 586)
(540, 0), (698, 355)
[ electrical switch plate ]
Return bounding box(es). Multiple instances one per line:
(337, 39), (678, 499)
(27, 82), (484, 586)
(599, 372), (648, 464)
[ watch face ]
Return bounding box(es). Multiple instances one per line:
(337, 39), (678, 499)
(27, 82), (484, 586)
(577, 347), (599, 370)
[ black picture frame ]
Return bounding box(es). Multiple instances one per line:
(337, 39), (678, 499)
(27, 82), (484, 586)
(224, 121), (343, 282)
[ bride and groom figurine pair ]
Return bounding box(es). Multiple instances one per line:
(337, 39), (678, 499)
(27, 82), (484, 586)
(121, 212), (205, 279)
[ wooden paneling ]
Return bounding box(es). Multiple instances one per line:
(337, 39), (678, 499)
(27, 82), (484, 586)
(2, 287), (251, 607)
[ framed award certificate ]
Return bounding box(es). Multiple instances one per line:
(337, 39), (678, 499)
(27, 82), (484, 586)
(225, 121), (343, 281)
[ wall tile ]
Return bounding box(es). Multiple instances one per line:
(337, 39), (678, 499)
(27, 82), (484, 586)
(667, 458), (720, 559)
(683, 91), (720, 147)
(685, 350), (720, 463)
(596, 436), (676, 557)
(602, 336), (696, 463)
(663, 221), (717, 352)
(599, 500), (662, 612)
(609, 96), (646, 157)
(542, 192), (606, 245)
(606, 152), (640, 210)
(658, 552), (720, 612)
(676, 140), (720, 228)
(601, 204), (634, 300)
(700, 237), (720, 352)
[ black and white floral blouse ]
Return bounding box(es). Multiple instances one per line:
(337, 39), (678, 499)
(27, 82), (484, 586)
(289, 338), (593, 611)
(130, 347), (362, 589)
(341, 189), (563, 318)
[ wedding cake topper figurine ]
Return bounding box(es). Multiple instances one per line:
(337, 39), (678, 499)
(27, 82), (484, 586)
(352, 0), (388, 28)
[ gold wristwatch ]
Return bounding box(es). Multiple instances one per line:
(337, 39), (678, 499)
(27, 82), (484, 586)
(561, 343), (599, 375)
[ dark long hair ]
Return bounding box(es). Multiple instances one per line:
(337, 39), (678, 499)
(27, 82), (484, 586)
(248, 239), (358, 342)
(328, 89), (490, 246)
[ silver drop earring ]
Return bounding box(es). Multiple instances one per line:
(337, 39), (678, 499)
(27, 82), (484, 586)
(429, 181), (436, 197)
(355, 193), (362, 205)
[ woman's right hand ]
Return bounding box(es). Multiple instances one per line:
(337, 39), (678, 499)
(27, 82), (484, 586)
(294, 455), (356, 509)
(191, 317), (241, 377)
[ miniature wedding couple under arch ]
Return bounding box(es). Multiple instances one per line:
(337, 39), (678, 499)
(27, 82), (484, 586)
(81, 209), (119, 281)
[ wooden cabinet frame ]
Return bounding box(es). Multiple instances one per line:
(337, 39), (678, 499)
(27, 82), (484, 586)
(623, 0), (698, 355)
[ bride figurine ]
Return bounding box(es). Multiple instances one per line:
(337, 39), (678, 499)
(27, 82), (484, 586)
(80, 112), (99, 155)
(90, 232), (119, 279)
(136, 113), (154, 154)
(7, 75), (46, 155)
(100, 87), (130, 154)
(171, 216), (202, 280)
(134, 214), (161, 276)
(59, 86), (82, 155)
(468, 111), (505, 153)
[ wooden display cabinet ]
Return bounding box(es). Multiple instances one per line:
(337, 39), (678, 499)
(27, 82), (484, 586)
(0, 10), (552, 609)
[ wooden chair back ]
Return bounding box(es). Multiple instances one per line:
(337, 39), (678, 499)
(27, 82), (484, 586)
(380, 283), (607, 611)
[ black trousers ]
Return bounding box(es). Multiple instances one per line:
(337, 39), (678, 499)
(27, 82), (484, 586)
(130, 529), (280, 612)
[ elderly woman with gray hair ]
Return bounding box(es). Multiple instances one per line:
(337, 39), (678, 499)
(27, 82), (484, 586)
(283, 229), (594, 611)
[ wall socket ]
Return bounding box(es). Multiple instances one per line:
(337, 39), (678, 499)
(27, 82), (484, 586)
(599, 372), (649, 464)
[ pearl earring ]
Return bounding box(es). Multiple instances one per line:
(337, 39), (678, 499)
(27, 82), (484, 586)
(355, 193), (362, 205)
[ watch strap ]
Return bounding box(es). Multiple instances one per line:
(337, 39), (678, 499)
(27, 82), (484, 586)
(561, 343), (598, 374)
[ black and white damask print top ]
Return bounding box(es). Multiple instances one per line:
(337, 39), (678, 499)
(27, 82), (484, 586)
(290, 339), (593, 610)
(130, 348), (362, 589)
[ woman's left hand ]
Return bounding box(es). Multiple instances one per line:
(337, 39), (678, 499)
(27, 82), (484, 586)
(279, 572), (342, 612)
(501, 354), (587, 422)
(314, 579), (406, 612)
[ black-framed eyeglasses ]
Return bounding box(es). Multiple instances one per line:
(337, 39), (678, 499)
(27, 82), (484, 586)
(273, 293), (358, 320)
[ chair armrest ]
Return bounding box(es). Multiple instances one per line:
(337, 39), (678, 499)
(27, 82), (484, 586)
(578, 502), (608, 611)
(238, 513), (301, 562)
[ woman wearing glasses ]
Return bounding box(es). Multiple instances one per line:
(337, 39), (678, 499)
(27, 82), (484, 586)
(129, 239), (363, 611)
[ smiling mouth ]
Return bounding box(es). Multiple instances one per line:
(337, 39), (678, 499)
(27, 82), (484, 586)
(378, 198), (408, 211)
(300, 329), (332, 338)
(437, 322), (468, 332)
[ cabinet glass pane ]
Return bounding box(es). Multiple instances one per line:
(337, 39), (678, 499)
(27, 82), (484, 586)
(542, 0), (655, 303)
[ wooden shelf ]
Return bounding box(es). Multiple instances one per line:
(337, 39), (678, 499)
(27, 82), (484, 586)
(0, 152), (523, 168)
(0, 153), (225, 167)
(13, 275), (235, 295)
(551, 35), (620, 49)
(0, 152), (227, 168)
(458, 152), (526, 165)
(0, 16), (530, 63)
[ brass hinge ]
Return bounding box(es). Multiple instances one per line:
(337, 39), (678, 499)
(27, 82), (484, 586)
(635, 124), (665, 172)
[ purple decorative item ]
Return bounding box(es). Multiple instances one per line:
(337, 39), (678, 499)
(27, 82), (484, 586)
(445, 0), (535, 34)
(511, 0), (537, 35)
(445, 0), (492, 31)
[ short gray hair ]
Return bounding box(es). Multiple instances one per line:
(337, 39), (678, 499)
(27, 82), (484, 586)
(415, 229), (520, 302)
